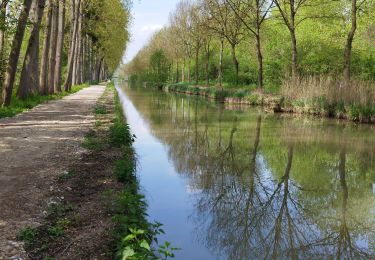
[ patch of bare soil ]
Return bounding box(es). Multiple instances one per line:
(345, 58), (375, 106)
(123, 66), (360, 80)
(24, 87), (125, 259)
(0, 86), (106, 259)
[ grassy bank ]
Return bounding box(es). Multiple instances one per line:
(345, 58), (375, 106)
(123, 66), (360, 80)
(143, 80), (375, 123)
(17, 82), (176, 259)
(0, 83), (89, 119)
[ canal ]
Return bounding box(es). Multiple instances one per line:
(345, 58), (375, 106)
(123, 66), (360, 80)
(117, 82), (375, 259)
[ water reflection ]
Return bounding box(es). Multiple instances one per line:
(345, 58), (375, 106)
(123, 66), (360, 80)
(121, 85), (375, 259)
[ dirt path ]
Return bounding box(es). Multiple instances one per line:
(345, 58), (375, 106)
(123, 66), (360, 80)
(0, 86), (105, 259)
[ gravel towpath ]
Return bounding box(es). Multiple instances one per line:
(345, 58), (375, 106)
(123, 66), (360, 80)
(0, 86), (105, 259)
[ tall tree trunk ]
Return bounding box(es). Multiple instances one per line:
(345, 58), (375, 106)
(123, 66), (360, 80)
(76, 5), (83, 84)
(47, 0), (58, 94)
(181, 58), (185, 82)
(205, 43), (210, 87)
(1, 0), (32, 107)
(39, 0), (53, 95)
(230, 43), (239, 85)
(72, 4), (82, 85)
(64, 0), (80, 91)
(195, 46), (199, 85)
(175, 59), (179, 83)
(53, 0), (65, 92)
(0, 1), (7, 95)
(218, 38), (224, 87)
(88, 36), (92, 82)
(290, 28), (298, 80)
(343, 0), (357, 82)
(18, 0), (46, 99)
(77, 24), (83, 84)
(96, 57), (103, 83)
(187, 58), (191, 83)
(289, 0), (297, 80)
(255, 31), (263, 89)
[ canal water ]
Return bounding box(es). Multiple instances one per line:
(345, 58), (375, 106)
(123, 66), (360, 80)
(116, 82), (375, 259)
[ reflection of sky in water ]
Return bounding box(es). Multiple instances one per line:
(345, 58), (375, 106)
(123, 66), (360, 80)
(117, 86), (214, 259)
(116, 84), (375, 259)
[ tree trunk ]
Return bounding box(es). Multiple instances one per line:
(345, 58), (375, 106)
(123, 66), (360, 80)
(181, 58), (185, 82)
(205, 43), (210, 87)
(39, 0), (53, 95)
(47, 0), (58, 94)
(187, 57), (191, 83)
(1, 0), (32, 107)
(72, 4), (82, 85)
(53, 0), (65, 92)
(255, 31), (263, 89)
(290, 29), (298, 80)
(230, 43), (239, 85)
(96, 57), (103, 83)
(175, 59), (179, 83)
(18, 0), (46, 99)
(88, 36), (92, 82)
(64, 0), (80, 91)
(218, 38), (224, 87)
(195, 46), (199, 85)
(0, 1), (7, 95)
(343, 0), (357, 82)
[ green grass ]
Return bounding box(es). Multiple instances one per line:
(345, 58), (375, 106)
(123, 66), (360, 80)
(0, 83), (89, 119)
(18, 227), (38, 248)
(82, 131), (103, 151)
(94, 104), (107, 114)
(95, 120), (103, 127)
(18, 202), (74, 250)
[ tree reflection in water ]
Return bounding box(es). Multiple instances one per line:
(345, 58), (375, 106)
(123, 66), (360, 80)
(124, 87), (375, 260)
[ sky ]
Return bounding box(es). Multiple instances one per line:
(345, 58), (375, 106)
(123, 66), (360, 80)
(123, 0), (180, 63)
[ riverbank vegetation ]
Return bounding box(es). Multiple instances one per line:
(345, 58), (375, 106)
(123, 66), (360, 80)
(124, 0), (375, 122)
(0, 0), (130, 108)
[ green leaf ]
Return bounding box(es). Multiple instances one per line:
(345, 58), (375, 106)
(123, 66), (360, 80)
(122, 247), (135, 260)
(139, 239), (151, 251)
(123, 234), (135, 242)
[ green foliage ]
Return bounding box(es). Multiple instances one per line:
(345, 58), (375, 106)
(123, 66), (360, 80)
(94, 104), (107, 115)
(114, 158), (135, 183)
(18, 227), (38, 248)
(47, 218), (70, 238)
(158, 241), (180, 259)
(233, 90), (249, 98)
(82, 131), (103, 150)
(95, 120), (103, 127)
(149, 49), (170, 83)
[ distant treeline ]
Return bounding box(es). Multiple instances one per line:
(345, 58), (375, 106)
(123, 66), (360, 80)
(0, 0), (130, 107)
(124, 0), (375, 93)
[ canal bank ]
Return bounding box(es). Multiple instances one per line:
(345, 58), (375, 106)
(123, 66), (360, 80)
(142, 82), (375, 124)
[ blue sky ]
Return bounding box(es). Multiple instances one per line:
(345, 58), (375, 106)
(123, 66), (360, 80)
(123, 0), (180, 63)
